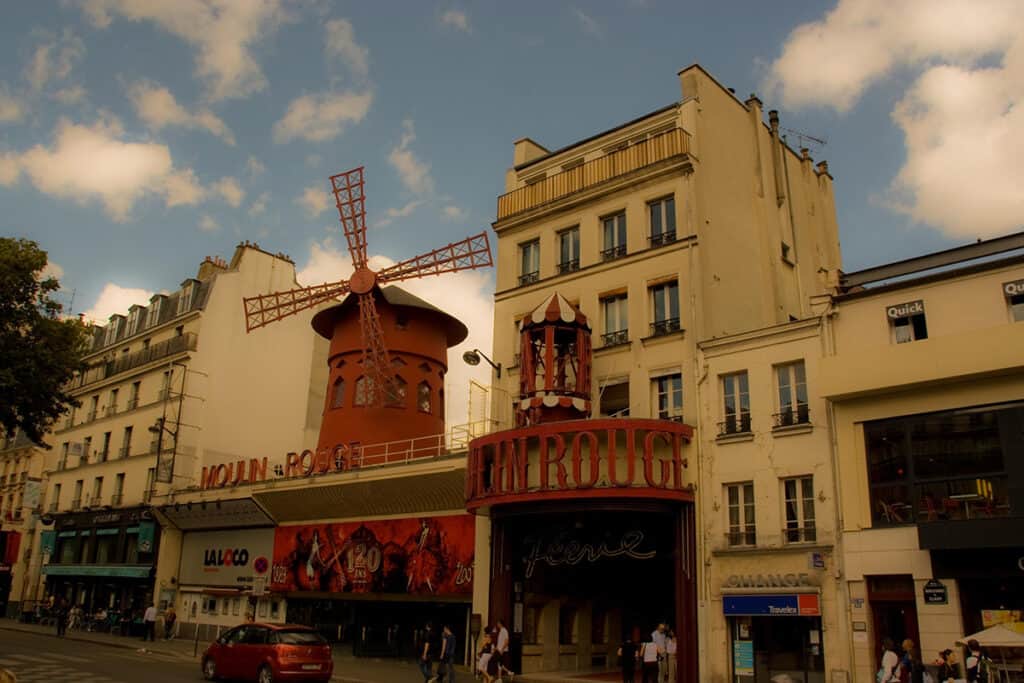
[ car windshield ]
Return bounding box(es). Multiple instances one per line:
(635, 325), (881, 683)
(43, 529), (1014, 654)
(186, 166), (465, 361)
(274, 630), (327, 645)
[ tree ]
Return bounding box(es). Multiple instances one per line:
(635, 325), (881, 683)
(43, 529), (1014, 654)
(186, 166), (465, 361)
(0, 238), (90, 446)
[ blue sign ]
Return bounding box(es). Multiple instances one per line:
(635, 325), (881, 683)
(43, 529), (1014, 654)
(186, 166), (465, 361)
(733, 640), (754, 676)
(724, 594), (803, 616)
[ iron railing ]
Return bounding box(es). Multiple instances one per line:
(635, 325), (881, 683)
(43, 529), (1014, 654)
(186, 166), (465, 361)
(70, 498), (82, 511)
(601, 330), (629, 347)
(601, 245), (627, 262)
(518, 271), (540, 286)
(557, 259), (580, 275)
(773, 405), (810, 428)
(784, 525), (817, 544)
(726, 530), (756, 547)
(111, 493), (123, 506)
(68, 333), (197, 391)
(650, 231), (677, 247)
(718, 414), (752, 436)
(650, 318), (681, 337)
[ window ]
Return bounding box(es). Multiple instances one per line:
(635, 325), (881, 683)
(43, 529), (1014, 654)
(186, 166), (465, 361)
(108, 388), (119, 415)
(100, 432), (111, 462)
(354, 377), (369, 407)
(601, 212), (627, 260)
(599, 379), (629, 417)
(559, 605), (578, 645)
(557, 227), (580, 274)
(649, 281), (680, 336)
(774, 361), (809, 427)
(159, 371), (171, 400)
(783, 476), (816, 543)
(720, 372), (751, 435)
(653, 373), (682, 421)
(144, 467), (156, 502)
(177, 281), (195, 315)
(523, 606), (541, 645)
(126, 307), (141, 336)
(146, 297), (162, 328)
(95, 531), (118, 563)
(887, 301), (927, 343)
(113, 473), (124, 505)
(51, 483), (61, 512)
(91, 477), (103, 506)
(120, 426), (132, 458)
(330, 377), (345, 409)
(88, 395), (99, 422)
(519, 239), (540, 286)
(128, 381), (141, 410)
(83, 436), (92, 463)
(648, 196), (676, 246)
(104, 318), (122, 346)
(59, 442), (69, 471)
(386, 376), (407, 408)
(600, 294), (628, 346)
(726, 482), (756, 546)
(418, 381), (432, 413)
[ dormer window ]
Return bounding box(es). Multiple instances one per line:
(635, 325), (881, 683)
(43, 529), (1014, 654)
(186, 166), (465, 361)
(147, 296), (163, 328)
(104, 317), (124, 346)
(177, 280), (198, 315)
(126, 306), (142, 336)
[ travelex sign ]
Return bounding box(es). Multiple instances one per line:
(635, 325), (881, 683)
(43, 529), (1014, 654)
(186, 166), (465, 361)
(723, 594), (821, 617)
(886, 300), (925, 319)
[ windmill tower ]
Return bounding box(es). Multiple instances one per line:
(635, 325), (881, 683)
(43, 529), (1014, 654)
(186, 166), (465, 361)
(242, 167), (493, 451)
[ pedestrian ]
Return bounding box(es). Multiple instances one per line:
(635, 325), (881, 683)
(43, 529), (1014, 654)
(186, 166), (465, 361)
(141, 603), (157, 642)
(879, 637), (901, 683)
(965, 639), (991, 683)
(640, 638), (660, 683)
(54, 597), (68, 637)
(901, 639), (924, 683)
(665, 629), (677, 683)
(437, 624), (456, 683)
(477, 631), (496, 683)
(494, 618), (515, 681)
(617, 631), (639, 683)
(650, 623), (667, 683)
(420, 623), (438, 683)
(163, 605), (177, 640)
(935, 648), (958, 683)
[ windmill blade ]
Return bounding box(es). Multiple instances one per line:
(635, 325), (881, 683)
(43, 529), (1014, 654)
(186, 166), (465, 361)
(243, 279), (351, 332)
(376, 231), (493, 284)
(330, 167), (369, 270)
(356, 291), (399, 407)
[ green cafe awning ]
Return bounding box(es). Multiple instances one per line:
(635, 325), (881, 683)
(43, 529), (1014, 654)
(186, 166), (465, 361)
(41, 564), (151, 578)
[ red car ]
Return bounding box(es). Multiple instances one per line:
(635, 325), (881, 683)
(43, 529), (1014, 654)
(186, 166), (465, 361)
(201, 623), (334, 683)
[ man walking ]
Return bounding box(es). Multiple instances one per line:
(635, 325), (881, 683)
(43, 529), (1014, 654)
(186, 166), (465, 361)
(54, 597), (68, 637)
(495, 618), (514, 681)
(437, 624), (457, 683)
(420, 623), (439, 683)
(141, 603), (157, 642)
(650, 623), (667, 683)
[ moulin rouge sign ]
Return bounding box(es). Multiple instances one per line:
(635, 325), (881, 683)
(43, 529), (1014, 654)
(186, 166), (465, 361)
(199, 444), (363, 490)
(466, 418), (693, 509)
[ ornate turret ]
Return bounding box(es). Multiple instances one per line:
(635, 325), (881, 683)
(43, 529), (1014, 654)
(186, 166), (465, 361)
(516, 293), (592, 426)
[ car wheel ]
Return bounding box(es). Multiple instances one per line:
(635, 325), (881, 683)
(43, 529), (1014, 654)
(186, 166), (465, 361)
(258, 665), (274, 683)
(202, 657), (217, 681)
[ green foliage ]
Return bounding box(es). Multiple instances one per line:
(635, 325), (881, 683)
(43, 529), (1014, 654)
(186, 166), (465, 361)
(0, 238), (90, 446)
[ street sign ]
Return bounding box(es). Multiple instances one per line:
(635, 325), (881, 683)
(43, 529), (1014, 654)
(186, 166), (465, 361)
(923, 579), (948, 605)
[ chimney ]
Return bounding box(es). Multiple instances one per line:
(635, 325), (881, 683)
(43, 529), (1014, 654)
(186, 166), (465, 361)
(768, 110), (780, 136)
(817, 160), (829, 175)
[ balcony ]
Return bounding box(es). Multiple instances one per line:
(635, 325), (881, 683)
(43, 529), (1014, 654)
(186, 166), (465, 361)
(601, 245), (627, 262)
(111, 493), (123, 507)
(86, 495), (102, 508)
(104, 404), (118, 417)
(557, 259), (580, 275)
(773, 405), (810, 429)
(497, 127), (692, 220)
(70, 497), (82, 511)
(68, 332), (197, 392)
(126, 398), (139, 410)
(118, 446), (130, 459)
(600, 330), (629, 347)
(649, 318), (681, 337)
(650, 230), (677, 247)
(718, 414), (752, 437)
(96, 449), (109, 463)
(784, 525), (817, 544)
(518, 271), (540, 287)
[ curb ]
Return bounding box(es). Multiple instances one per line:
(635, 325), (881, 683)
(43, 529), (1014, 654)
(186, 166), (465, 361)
(0, 624), (191, 660)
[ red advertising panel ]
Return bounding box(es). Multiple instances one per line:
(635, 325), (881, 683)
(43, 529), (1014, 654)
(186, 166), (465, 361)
(271, 515), (474, 596)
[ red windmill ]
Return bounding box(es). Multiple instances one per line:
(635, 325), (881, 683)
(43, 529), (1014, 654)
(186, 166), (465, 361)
(242, 167), (493, 450)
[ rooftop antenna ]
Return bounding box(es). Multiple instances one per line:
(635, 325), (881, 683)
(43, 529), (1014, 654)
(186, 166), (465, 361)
(780, 127), (827, 151)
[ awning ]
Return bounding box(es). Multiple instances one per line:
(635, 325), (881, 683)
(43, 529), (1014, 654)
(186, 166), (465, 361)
(158, 497), (274, 531)
(254, 469), (465, 522)
(41, 564), (152, 578)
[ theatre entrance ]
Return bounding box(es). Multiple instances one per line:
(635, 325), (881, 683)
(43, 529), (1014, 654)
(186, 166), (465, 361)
(489, 504), (696, 679)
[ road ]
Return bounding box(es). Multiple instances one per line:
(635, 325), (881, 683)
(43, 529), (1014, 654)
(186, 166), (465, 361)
(0, 629), (201, 683)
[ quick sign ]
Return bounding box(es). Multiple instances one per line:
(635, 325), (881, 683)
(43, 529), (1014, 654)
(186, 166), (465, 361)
(179, 529), (273, 587)
(886, 300), (925, 319)
(723, 594), (820, 616)
(1003, 279), (1024, 297)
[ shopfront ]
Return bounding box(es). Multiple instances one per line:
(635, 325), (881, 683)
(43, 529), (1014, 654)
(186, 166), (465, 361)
(42, 507), (159, 616)
(723, 590), (824, 683)
(930, 548), (1024, 635)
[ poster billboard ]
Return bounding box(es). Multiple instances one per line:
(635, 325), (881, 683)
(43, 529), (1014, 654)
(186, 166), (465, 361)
(179, 528), (274, 587)
(271, 514), (474, 596)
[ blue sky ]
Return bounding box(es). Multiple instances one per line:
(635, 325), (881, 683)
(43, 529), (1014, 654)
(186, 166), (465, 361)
(1, 0), (1021, 329)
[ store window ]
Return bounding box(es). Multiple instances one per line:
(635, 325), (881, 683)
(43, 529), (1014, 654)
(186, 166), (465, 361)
(866, 405), (1015, 526)
(95, 531), (119, 564)
(783, 476), (816, 543)
(774, 361), (809, 427)
(726, 482), (756, 547)
(720, 372), (751, 436)
(559, 605), (578, 645)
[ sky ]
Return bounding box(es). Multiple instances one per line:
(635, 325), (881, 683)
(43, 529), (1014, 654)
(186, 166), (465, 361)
(2, 1), (1022, 425)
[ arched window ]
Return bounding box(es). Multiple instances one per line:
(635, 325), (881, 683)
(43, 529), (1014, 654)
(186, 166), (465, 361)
(354, 376), (369, 407)
(330, 377), (345, 409)
(418, 381), (432, 413)
(386, 375), (407, 408)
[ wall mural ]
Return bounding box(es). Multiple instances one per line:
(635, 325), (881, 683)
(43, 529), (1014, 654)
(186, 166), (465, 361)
(271, 515), (475, 596)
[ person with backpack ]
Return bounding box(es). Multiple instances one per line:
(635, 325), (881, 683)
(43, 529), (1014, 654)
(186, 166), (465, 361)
(879, 638), (901, 683)
(965, 639), (990, 683)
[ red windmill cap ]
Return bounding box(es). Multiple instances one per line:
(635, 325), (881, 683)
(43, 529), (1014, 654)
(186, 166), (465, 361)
(519, 292), (589, 330)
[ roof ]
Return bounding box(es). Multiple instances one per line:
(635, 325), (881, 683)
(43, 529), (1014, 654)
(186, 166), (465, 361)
(310, 285), (469, 346)
(520, 292), (590, 329)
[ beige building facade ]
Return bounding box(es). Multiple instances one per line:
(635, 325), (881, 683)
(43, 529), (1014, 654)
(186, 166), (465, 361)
(820, 235), (1024, 683)
(0, 431), (45, 617)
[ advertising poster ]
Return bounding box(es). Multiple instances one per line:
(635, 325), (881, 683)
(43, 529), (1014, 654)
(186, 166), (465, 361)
(271, 515), (474, 596)
(179, 529), (274, 587)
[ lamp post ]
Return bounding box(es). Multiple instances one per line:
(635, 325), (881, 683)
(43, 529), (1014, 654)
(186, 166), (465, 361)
(462, 348), (502, 378)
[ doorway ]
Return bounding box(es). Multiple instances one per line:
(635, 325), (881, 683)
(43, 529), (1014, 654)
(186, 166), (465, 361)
(867, 575), (920, 665)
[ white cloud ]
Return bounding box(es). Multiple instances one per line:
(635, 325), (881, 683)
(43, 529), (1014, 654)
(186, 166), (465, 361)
(246, 156), (265, 176)
(249, 191), (269, 216)
(53, 85), (87, 105)
(81, 283), (154, 324)
(442, 205), (466, 221)
(128, 81), (236, 145)
(325, 18), (369, 80)
(0, 89), (24, 123)
(768, 0), (1024, 238)
(572, 8), (603, 38)
(213, 176), (245, 207)
(198, 214), (220, 232)
(272, 90), (373, 143)
(388, 119), (433, 195)
(296, 241), (495, 429)
(40, 261), (65, 281)
(0, 118), (208, 221)
(81, 0), (289, 101)
(440, 10), (471, 33)
(25, 29), (85, 92)
(297, 184), (330, 217)
(375, 199), (424, 229)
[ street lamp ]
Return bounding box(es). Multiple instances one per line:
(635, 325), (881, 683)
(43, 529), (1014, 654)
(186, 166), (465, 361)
(462, 348), (502, 378)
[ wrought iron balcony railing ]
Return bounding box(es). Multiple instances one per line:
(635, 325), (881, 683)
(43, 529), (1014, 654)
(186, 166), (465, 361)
(557, 259), (580, 275)
(600, 330), (629, 347)
(773, 405), (810, 428)
(718, 414), (752, 437)
(68, 333), (197, 392)
(518, 271), (540, 286)
(650, 230), (677, 247)
(650, 318), (681, 337)
(783, 525), (817, 544)
(601, 245), (627, 262)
